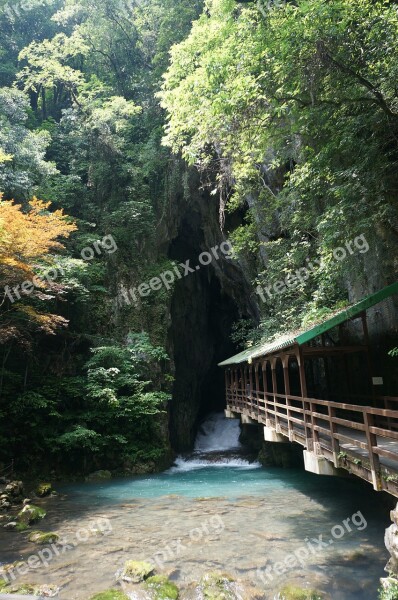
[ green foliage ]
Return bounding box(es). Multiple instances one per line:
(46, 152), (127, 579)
(0, 0), (203, 475)
(379, 581), (398, 600)
(160, 0), (398, 342)
(0, 87), (57, 199)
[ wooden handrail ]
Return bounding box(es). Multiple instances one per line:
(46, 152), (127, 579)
(227, 386), (398, 495)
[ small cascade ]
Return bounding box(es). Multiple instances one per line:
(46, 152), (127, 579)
(194, 412), (241, 453)
(169, 412), (260, 472)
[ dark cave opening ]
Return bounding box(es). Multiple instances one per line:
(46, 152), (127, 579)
(167, 209), (251, 452)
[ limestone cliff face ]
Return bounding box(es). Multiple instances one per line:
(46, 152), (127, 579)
(166, 174), (258, 451)
(112, 165), (258, 453)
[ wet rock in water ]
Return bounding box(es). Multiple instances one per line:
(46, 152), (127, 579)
(380, 576), (398, 599)
(28, 530), (59, 544)
(3, 521), (17, 529)
(184, 572), (264, 600)
(17, 504), (46, 526)
(23, 498), (32, 505)
(89, 591), (130, 600)
(278, 585), (325, 599)
(0, 514), (11, 523)
(145, 574), (179, 599)
(120, 560), (155, 583)
(3, 583), (59, 596)
(4, 480), (24, 502)
(35, 482), (52, 497)
(86, 470), (112, 481)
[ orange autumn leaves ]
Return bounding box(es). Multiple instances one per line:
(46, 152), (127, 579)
(0, 195), (77, 344)
(0, 195), (77, 275)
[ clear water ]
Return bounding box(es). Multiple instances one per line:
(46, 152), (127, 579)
(0, 414), (391, 600)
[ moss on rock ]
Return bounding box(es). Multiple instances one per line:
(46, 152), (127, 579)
(35, 483), (52, 497)
(145, 574), (179, 599)
(200, 572), (236, 600)
(86, 470), (112, 481)
(17, 504), (46, 526)
(121, 560), (155, 583)
(89, 590), (129, 600)
(28, 530), (59, 544)
(5, 583), (59, 596)
(279, 585), (324, 599)
(0, 578), (8, 591)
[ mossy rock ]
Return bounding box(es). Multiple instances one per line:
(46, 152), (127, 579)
(15, 522), (29, 532)
(121, 560), (155, 583)
(28, 530), (59, 544)
(145, 574), (179, 599)
(17, 504), (46, 525)
(0, 578), (8, 591)
(5, 583), (59, 596)
(279, 585), (325, 600)
(86, 470), (112, 481)
(89, 590), (129, 600)
(35, 482), (52, 497)
(200, 572), (236, 600)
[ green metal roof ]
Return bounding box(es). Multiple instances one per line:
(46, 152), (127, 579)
(219, 281), (398, 367)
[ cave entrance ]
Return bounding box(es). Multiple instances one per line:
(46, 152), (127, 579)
(168, 211), (250, 452)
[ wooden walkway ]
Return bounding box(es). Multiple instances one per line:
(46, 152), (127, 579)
(226, 389), (398, 496)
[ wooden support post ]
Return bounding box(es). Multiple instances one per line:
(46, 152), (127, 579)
(322, 333), (331, 400)
(271, 358), (279, 432)
(240, 366), (245, 405)
(364, 410), (382, 491)
(328, 404), (340, 467)
(248, 362), (254, 414)
(254, 363), (260, 415)
(362, 312), (377, 407)
(225, 370), (229, 406)
(262, 361), (269, 421)
(298, 347), (313, 450)
(283, 356), (292, 440)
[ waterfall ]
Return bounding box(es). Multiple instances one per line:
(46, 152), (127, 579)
(168, 412), (260, 472)
(194, 412), (241, 453)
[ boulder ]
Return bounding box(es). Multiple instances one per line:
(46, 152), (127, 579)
(4, 583), (59, 597)
(380, 577), (398, 599)
(35, 483), (52, 497)
(185, 573), (265, 600)
(86, 470), (112, 481)
(17, 504), (46, 526)
(5, 480), (24, 500)
(385, 522), (398, 575)
(89, 591), (129, 600)
(199, 572), (237, 600)
(28, 530), (59, 544)
(120, 560), (155, 583)
(278, 585), (325, 599)
(145, 574), (179, 599)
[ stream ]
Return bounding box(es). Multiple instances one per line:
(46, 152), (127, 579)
(0, 413), (391, 599)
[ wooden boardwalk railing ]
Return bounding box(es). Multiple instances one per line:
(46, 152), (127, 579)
(227, 388), (398, 497)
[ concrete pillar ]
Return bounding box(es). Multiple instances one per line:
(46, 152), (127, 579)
(241, 414), (256, 425)
(303, 450), (339, 476)
(224, 409), (240, 420)
(264, 426), (286, 443)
